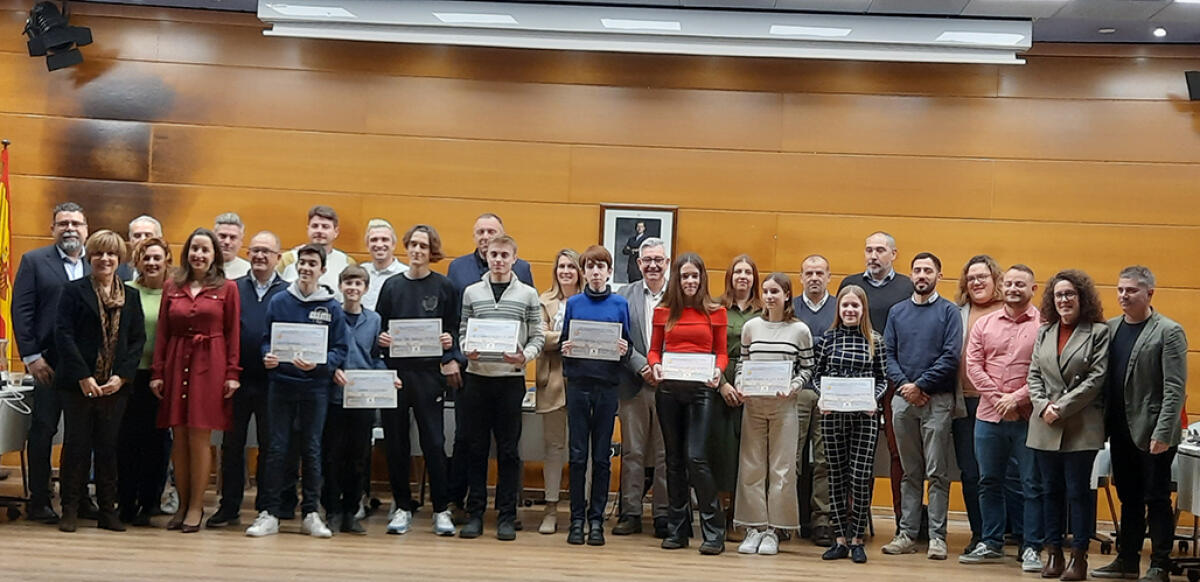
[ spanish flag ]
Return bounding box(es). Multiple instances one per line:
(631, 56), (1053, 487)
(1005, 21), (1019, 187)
(0, 141), (12, 366)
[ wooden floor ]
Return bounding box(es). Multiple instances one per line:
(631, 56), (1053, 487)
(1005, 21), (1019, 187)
(0, 490), (1104, 582)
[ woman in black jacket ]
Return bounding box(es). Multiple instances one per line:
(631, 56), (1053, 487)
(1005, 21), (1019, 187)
(54, 230), (145, 532)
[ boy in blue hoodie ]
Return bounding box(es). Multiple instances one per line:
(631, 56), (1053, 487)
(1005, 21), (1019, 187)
(246, 244), (349, 539)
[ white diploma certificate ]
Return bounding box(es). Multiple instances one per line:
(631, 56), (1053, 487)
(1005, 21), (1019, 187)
(819, 377), (877, 412)
(463, 319), (521, 354)
(270, 323), (328, 365)
(661, 352), (717, 383)
(388, 319), (443, 358)
(739, 361), (794, 396)
(566, 320), (622, 361)
(342, 370), (398, 409)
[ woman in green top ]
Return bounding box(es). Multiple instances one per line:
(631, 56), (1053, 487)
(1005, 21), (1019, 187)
(117, 237), (172, 526)
(710, 254), (763, 537)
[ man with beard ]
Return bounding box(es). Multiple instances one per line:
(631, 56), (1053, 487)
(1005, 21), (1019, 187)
(13, 202), (95, 522)
(278, 205), (356, 300)
(880, 252), (961, 561)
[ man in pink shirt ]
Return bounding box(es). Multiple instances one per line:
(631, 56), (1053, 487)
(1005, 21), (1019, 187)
(960, 265), (1044, 570)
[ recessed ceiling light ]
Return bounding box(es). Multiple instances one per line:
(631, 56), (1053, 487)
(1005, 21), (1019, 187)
(769, 25), (852, 37)
(601, 18), (681, 31)
(266, 4), (355, 18)
(937, 31), (1026, 46)
(433, 12), (517, 25)
(1097, 27), (1116, 34)
(1153, 27), (1167, 37)
(1173, 0), (1200, 4)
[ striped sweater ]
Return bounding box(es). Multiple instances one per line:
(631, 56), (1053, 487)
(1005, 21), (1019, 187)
(734, 316), (816, 393)
(459, 274), (545, 377)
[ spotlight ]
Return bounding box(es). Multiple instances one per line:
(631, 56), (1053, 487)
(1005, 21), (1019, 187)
(24, 1), (91, 71)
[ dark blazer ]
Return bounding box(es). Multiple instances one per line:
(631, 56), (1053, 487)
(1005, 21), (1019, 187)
(616, 281), (652, 400)
(12, 244), (92, 367)
(52, 277), (146, 392)
(1027, 321), (1109, 452)
(1106, 311), (1188, 450)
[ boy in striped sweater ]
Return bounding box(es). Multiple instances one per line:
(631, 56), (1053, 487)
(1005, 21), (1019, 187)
(457, 234), (544, 541)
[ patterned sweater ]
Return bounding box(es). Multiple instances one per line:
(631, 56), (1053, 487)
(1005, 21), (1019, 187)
(810, 326), (889, 410)
(459, 274), (544, 378)
(734, 317), (816, 393)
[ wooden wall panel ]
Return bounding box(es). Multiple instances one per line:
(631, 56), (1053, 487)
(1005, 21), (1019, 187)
(675, 210), (779, 273)
(1, 114), (150, 181)
(999, 56), (1200, 100)
(782, 94), (1200, 163)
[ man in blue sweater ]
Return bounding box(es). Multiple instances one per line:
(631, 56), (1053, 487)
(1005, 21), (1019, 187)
(246, 244), (349, 540)
(560, 245), (632, 547)
(880, 252), (962, 561)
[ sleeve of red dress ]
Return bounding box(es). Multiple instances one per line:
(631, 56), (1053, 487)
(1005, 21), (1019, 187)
(150, 284), (172, 382)
(224, 281), (242, 381)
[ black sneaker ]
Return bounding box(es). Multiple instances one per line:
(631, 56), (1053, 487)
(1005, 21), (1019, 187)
(341, 515), (367, 535)
(460, 517), (483, 539)
(496, 520), (517, 541)
(587, 521), (605, 546)
(567, 521), (586, 545)
(822, 543), (850, 560)
(1138, 567), (1168, 582)
(205, 508), (241, 528)
(325, 513), (344, 533)
(850, 544), (868, 563)
(661, 537), (688, 550)
(1092, 557), (1141, 580)
(27, 504), (59, 524)
(612, 516), (642, 535)
(699, 540), (725, 555)
(131, 508), (152, 527)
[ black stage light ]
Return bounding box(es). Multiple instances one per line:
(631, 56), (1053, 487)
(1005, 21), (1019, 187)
(24, 1), (92, 71)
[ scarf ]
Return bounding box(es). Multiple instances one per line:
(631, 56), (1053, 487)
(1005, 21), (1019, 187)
(92, 275), (126, 381)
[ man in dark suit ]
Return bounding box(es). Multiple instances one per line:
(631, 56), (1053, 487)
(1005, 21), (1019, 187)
(612, 237), (670, 538)
(1092, 266), (1188, 582)
(621, 221), (648, 284)
(12, 202), (91, 522)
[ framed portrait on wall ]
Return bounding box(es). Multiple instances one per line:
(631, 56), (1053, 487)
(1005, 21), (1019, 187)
(600, 204), (678, 286)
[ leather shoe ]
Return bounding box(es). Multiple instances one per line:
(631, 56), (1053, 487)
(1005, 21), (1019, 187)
(496, 520), (517, 541)
(1060, 548), (1088, 581)
(661, 536), (689, 550)
(699, 540), (725, 555)
(587, 520), (605, 546)
(812, 525), (833, 547)
(567, 520), (586, 545)
(58, 509), (77, 533)
(459, 517), (483, 539)
(612, 516), (642, 535)
(97, 510), (126, 532)
(1042, 544), (1065, 578)
(27, 504), (59, 524)
(205, 508), (241, 528)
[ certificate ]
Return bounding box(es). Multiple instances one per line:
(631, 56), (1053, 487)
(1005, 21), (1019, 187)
(566, 320), (622, 361)
(819, 377), (877, 412)
(270, 323), (328, 364)
(739, 361), (794, 396)
(342, 370), (398, 409)
(463, 319), (520, 354)
(388, 319), (443, 358)
(661, 352), (716, 383)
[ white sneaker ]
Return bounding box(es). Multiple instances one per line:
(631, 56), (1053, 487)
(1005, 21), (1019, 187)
(433, 510), (456, 536)
(301, 512), (332, 538)
(928, 538), (948, 560)
(387, 508), (412, 535)
(757, 529), (779, 555)
(881, 532), (918, 555)
(738, 528), (764, 554)
(1021, 547), (1044, 572)
(245, 511), (279, 537)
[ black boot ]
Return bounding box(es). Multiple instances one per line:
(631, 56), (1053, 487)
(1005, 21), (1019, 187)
(97, 510), (126, 532)
(567, 520), (585, 545)
(587, 520), (605, 546)
(58, 508), (78, 533)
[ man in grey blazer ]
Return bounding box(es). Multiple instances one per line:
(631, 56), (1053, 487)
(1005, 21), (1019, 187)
(611, 237), (670, 538)
(1092, 266), (1188, 582)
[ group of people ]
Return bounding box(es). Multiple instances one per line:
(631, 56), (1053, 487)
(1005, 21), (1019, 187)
(9, 203), (1187, 580)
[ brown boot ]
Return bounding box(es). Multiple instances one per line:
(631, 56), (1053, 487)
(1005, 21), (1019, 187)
(1042, 545), (1065, 578)
(1060, 548), (1088, 581)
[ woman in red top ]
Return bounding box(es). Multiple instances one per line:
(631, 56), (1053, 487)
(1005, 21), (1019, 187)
(150, 228), (241, 532)
(648, 252), (728, 555)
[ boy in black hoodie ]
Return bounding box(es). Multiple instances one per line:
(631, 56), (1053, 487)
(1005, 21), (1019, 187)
(245, 244), (349, 539)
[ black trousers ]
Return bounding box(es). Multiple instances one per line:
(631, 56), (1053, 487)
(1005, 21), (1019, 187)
(322, 404), (373, 515)
(117, 370), (170, 516)
(381, 367), (450, 513)
(28, 380), (66, 508)
(656, 380), (725, 543)
(217, 377), (271, 514)
(463, 373), (525, 523)
(61, 387), (128, 514)
(1111, 426), (1177, 569)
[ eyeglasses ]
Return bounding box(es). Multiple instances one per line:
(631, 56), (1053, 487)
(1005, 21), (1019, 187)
(54, 220), (86, 229)
(1053, 291), (1078, 300)
(639, 257), (667, 266)
(248, 247), (279, 256)
(965, 275), (992, 283)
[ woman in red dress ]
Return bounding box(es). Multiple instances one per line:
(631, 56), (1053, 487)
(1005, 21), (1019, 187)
(150, 228), (241, 532)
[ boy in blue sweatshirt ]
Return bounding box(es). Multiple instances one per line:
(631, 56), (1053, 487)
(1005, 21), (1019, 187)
(246, 244), (349, 539)
(323, 265), (399, 535)
(560, 245), (632, 547)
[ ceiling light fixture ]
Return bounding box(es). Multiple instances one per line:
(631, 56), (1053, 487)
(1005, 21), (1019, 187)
(936, 31), (1026, 46)
(600, 18), (681, 31)
(434, 12), (516, 25)
(1152, 27), (1167, 37)
(769, 25), (852, 37)
(1097, 27), (1116, 34)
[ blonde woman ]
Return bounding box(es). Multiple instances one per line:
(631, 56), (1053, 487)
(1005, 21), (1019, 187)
(535, 248), (581, 534)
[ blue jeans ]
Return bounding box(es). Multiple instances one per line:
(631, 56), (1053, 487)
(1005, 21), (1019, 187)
(261, 386), (328, 516)
(566, 378), (619, 523)
(975, 419), (1043, 552)
(1036, 449), (1098, 551)
(951, 396), (982, 538)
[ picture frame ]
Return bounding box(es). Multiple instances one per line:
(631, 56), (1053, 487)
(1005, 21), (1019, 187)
(599, 204), (678, 286)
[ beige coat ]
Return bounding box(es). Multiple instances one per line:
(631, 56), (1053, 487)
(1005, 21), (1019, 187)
(535, 293), (566, 413)
(1027, 321), (1110, 452)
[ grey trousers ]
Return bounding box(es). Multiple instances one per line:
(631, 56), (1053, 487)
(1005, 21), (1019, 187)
(618, 384), (669, 519)
(796, 389), (830, 529)
(892, 391), (954, 541)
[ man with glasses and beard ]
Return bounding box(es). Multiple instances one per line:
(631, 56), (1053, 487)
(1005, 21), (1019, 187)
(13, 202), (97, 523)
